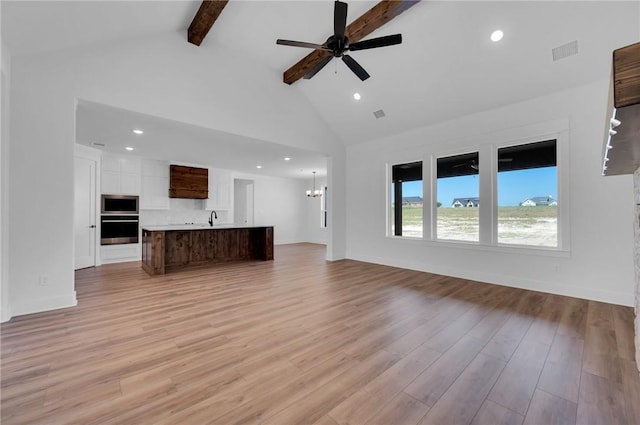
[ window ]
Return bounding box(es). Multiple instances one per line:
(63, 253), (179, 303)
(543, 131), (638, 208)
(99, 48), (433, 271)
(321, 185), (328, 228)
(436, 152), (479, 242)
(497, 140), (557, 247)
(385, 132), (564, 251)
(391, 161), (423, 237)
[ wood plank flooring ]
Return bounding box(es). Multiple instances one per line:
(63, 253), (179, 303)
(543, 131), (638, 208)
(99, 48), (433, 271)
(1, 243), (638, 425)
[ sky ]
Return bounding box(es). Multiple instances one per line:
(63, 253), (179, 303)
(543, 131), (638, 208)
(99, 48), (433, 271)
(401, 166), (557, 206)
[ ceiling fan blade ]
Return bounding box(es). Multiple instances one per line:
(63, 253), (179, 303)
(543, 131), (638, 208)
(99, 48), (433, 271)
(334, 1), (348, 38)
(304, 55), (333, 79)
(342, 55), (370, 81)
(349, 34), (402, 51)
(277, 39), (331, 51)
(283, 0), (420, 85)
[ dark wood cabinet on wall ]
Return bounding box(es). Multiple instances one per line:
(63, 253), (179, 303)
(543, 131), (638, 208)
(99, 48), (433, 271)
(168, 165), (208, 199)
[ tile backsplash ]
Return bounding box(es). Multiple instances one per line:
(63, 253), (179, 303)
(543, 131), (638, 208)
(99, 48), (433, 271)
(140, 198), (231, 226)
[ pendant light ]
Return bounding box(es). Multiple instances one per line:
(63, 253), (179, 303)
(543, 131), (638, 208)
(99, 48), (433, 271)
(306, 171), (322, 197)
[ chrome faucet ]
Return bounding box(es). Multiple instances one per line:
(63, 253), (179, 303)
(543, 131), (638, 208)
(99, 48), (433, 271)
(208, 210), (218, 227)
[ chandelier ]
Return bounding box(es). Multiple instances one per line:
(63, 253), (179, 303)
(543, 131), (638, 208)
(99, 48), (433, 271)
(306, 171), (322, 197)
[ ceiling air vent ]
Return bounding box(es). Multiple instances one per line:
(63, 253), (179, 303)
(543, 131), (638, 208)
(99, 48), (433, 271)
(552, 40), (579, 61)
(373, 109), (386, 119)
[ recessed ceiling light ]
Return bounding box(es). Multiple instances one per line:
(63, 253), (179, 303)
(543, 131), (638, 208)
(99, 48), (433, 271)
(132, 129), (144, 135)
(353, 93), (361, 100)
(125, 147), (134, 151)
(256, 165), (262, 169)
(284, 157), (291, 161)
(490, 30), (504, 42)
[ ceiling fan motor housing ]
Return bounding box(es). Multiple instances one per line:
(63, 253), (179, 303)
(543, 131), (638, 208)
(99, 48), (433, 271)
(327, 35), (349, 57)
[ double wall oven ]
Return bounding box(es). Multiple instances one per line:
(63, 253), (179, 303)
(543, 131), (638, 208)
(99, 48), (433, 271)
(101, 195), (139, 245)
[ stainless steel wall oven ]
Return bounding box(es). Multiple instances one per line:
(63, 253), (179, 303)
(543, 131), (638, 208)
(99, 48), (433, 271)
(101, 195), (139, 245)
(101, 194), (139, 214)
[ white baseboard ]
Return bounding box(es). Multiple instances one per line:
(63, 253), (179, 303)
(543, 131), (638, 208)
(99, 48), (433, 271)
(11, 292), (78, 318)
(274, 238), (306, 245)
(348, 253), (633, 307)
(327, 251), (346, 261)
(100, 257), (140, 265)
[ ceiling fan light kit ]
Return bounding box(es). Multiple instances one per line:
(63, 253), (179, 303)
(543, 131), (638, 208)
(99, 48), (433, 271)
(277, 0), (415, 83)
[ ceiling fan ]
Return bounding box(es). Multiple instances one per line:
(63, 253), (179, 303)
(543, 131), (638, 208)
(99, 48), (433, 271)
(453, 158), (513, 171)
(453, 160), (480, 171)
(276, 1), (403, 81)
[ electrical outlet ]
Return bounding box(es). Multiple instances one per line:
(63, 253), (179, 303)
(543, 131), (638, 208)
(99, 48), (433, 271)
(38, 275), (48, 286)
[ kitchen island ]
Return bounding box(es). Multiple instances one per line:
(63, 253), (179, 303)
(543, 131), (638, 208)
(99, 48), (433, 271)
(141, 224), (273, 275)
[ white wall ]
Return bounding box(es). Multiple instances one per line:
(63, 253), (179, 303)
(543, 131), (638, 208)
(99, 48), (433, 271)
(328, 155), (347, 260)
(346, 80), (635, 306)
(233, 172), (309, 245)
(7, 31), (345, 318)
(1, 41), (11, 322)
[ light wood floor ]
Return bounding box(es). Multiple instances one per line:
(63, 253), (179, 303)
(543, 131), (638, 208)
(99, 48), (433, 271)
(1, 243), (639, 425)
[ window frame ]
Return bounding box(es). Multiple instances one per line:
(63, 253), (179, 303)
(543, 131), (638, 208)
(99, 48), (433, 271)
(320, 185), (328, 228)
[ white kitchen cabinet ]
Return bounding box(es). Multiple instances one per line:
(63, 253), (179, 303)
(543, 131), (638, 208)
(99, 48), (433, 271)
(102, 156), (120, 172)
(101, 154), (141, 195)
(120, 157), (141, 174)
(101, 170), (121, 194)
(206, 168), (232, 210)
(120, 172), (140, 195)
(140, 159), (170, 210)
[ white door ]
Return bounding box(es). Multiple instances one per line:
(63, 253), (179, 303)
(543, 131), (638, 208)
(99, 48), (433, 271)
(234, 179), (254, 225)
(74, 157), (96, 269)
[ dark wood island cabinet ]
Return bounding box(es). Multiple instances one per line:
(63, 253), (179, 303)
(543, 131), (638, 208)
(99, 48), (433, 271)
(141, 225), (273, 275)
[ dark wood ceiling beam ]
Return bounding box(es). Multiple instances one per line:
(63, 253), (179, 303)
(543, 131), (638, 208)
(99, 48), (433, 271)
(283, 0), (421, 85)
(188, 0), (229, 46)
(613, 41), (640, 108)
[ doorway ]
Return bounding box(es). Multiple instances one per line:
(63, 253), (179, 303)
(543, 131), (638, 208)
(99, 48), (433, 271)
(74, 155), (98, 269)
(234, 179), (254, 225)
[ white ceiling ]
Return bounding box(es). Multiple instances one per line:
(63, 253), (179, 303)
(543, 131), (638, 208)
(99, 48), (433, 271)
(1, 1), (201, 57)
(3, 1), (639, 172)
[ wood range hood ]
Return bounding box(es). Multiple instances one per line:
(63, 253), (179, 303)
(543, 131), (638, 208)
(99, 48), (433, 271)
(169, 165), (208, 199)
(604, 41), (640, 175)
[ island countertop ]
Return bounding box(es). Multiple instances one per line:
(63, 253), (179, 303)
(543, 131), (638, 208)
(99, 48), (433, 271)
(142, 223), (275, 232)
(141, 225), (274, 275)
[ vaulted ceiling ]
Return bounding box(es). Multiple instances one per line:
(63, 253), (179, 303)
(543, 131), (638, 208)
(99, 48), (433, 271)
(3, 1), (639, 171)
